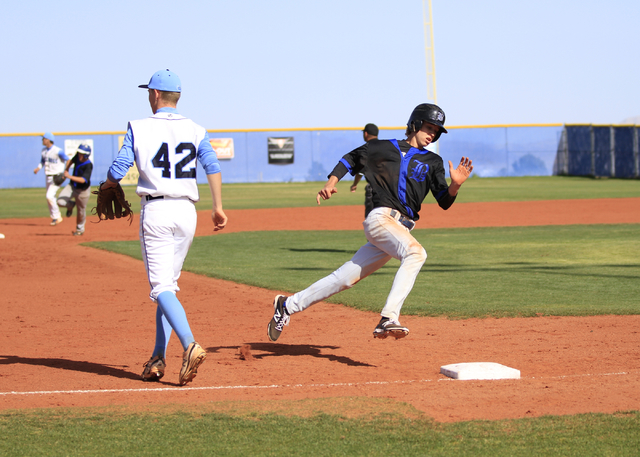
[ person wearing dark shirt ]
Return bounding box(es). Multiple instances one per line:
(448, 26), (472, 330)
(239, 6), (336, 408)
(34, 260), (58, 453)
(268, 103), (473, 341)
(350, 123), (378, 217)
(58, 143), (93, 236)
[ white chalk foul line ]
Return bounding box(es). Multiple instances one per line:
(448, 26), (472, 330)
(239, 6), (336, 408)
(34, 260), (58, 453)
(1, 370), (637, 397)
(1, 379), (442, 397)
(530, 371), (633, 380)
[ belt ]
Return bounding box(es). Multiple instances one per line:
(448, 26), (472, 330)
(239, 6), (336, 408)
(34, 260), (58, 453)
(389, 209), (415, 230)
(144, 195), (194, 203)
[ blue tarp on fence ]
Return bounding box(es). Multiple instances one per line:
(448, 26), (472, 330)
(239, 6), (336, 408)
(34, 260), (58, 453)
(555, 125), (639, 178)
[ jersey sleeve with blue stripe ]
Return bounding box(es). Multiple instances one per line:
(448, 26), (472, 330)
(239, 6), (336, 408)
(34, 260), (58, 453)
(107, 127), (135, 183)
(197, 131), (221, 175)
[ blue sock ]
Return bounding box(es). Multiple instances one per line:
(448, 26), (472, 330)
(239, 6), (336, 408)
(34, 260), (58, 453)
(152, 306), (173, 358)
(156, 291), (195, 351)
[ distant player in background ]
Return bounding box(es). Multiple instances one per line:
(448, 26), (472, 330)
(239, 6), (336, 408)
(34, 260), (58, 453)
(268, 104), (473, 342)
(33, 132), (69, 225)
(57, 143), (93, 236)
(101, 69), (227, 386)
(350, 123), (378, 217)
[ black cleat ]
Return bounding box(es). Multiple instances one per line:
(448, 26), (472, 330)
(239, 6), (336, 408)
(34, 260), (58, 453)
(267, 295), (290, 342)
(373, 317), (409, 339)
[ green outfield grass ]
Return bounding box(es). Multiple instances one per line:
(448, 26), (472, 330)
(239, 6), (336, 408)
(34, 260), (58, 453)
(2, 176), (640, 219)
(1, 404), (638, 456)
(88, 224), (640, 318)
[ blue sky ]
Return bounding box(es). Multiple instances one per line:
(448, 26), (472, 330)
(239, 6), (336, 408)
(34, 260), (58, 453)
(2, 0), (638, 133)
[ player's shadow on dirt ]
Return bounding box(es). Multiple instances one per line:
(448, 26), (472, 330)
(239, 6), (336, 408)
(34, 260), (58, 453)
(207, 343), (375, 367)
(0, 221), (41, 227)
(34, 233), (76, 237)
(0, 355), (140, 380)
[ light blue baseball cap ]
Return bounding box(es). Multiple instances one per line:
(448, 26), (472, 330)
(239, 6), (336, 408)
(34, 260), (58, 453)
(43, 132), (55, 141)
(138, 69), (182, 92)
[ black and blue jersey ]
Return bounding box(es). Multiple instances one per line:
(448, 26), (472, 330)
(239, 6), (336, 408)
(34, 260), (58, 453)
(329, 139), (456, 221)
(70, 155), (93, 191)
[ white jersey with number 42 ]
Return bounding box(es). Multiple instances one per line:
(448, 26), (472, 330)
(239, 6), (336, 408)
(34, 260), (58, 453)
(130, 112), (206, 202)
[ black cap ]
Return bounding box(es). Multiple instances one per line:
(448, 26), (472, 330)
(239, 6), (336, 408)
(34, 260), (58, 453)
(363, 123), (379, 136)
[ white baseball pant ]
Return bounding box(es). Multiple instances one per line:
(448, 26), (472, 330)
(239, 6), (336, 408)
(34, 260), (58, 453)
(45, 175), (62, 220)
(57, 185), (91, 232)
(285, 207), (427, 322)
(139, 197), (197, 302)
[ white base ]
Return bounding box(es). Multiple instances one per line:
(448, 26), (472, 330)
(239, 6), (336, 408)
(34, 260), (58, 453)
(440, 362), (520, 380)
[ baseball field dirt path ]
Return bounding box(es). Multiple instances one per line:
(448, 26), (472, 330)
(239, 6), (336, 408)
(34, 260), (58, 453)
(1, 198), (639, 422)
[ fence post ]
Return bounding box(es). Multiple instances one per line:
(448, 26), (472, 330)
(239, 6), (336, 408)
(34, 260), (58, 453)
(590, 125), (595, 176)
(504, 127), (510, 176)
(610, 126), (616, 178)
(559, 126), (568, 175)
(633, 127), (639, 178)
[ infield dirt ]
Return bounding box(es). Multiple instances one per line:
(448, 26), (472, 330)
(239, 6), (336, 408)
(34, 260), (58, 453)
(1, 198), (639, 422)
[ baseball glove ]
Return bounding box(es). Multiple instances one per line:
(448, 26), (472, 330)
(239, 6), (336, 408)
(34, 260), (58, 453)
(53, 173), (65, 186)
(92, 182), (133, 224)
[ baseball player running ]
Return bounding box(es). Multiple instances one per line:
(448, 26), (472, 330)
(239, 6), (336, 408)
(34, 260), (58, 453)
(102, 69), (228, 385)
(33, 132), (70, 225)
(268, 103), (473, 341)
(57, 143), (93, 236)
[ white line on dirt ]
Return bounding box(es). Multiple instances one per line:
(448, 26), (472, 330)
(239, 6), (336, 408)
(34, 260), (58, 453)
(0, 370), (636, 397)
(0, 378), (445, 396)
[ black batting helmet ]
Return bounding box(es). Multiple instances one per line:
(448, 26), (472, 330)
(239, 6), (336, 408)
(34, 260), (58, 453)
(406, 103), (448, 142)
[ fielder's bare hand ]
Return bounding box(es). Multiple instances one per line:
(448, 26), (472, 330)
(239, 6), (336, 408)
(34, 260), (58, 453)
(101, 178), (118, 190)
(212, 209), (228, 231)
(317, 176), (339, 205)
(447, 156), (473, 196)
(350, 173), (362, 192)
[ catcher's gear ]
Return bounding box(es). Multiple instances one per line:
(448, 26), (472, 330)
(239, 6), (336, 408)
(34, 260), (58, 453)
(53, 173), (65, 186)
(92, 182), (133, 224)
(406, 103), (448, 142)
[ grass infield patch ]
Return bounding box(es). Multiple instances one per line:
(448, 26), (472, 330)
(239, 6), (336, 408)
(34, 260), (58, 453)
(0, 401), (638, 456)
(87, 224), (640, 319)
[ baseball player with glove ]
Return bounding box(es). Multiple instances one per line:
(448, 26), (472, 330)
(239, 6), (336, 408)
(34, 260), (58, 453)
(33, 132), (70, 225)
(98, 69), (227, 386)
(268, 103), (473, 341)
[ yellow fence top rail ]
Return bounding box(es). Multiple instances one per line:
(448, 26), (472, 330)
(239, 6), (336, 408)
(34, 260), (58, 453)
(10, 122), (640, 138)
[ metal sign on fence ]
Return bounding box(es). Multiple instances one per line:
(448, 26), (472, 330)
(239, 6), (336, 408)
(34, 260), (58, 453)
(268, 137), (294, 164)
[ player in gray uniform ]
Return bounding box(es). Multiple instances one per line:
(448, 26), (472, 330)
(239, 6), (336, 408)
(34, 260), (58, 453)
(268, 103), (473, 341)
(57, 143), (93, 236)
(102, 69), (228, 385)
(33, 132), (70, 225)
